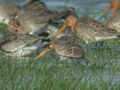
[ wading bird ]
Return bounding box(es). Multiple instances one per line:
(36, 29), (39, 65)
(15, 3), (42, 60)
(0, 32), (48, 58)
(34, 33), (84, 60)
(0, 2), (22, 33)
(72, 16), (120, 43)
(8, 0), (77, 36)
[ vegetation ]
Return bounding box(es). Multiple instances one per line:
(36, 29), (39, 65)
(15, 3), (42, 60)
(0, 39), (120, 90)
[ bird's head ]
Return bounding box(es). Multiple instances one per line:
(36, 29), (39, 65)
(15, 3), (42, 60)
(8, 19), (25, 34)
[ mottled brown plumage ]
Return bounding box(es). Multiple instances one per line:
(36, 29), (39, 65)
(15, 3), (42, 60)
(0, 32), (46, 57)
(75, 16), (120, 43)
(0, 2), (21, 24)
(8, 0), (74, 35)
(104, 13), (120, 32)
(54, 34), (84, 58)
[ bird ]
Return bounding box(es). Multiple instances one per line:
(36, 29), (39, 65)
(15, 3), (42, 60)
(54, 33), (85, 59)
(7, 0), (50, 35)
(0, 32), (48, 58)
(74, 16), (120, 43)
(7, 0), (75, 36)
(0, 2), (22, 33)
(34, 31), (85, 60)
(104, 13), (120, 32)
(0, 2), (27, 34)
(25, 0), (43, 7)
(102, 0), (120, 17)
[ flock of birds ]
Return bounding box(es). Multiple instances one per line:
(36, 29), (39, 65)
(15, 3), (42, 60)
(0, 0), (119, 60)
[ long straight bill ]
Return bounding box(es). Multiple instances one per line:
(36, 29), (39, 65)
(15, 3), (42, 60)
(34, 48), (50, 60)
(56, 24), (67, 35)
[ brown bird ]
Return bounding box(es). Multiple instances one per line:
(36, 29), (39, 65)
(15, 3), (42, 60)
(7, 0), (50, 35)
(0, 32), (47, 58)
(0, 2), (21, 33)
(8, 0), (76, 35)
(104, 13), (120, 32)
(54, 33), (84, 58)
(75, 16), (120, 43)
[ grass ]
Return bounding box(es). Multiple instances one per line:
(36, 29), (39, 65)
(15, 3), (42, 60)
(0, 38), (120, 90)
(0, 14), (120, 90)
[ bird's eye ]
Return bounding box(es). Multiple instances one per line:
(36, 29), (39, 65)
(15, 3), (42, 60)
(71, 38), (75, 42)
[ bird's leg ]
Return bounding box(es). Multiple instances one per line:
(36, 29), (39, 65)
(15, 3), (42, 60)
(111, 0), (120, 16)
(56, 25), (67, 35)
(34, 40), (55, 60)
(102, 0), (120, 17)
(103, 4), (113, 16)
(34, 48), (50, 60)
(112, 5), (119, 17)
